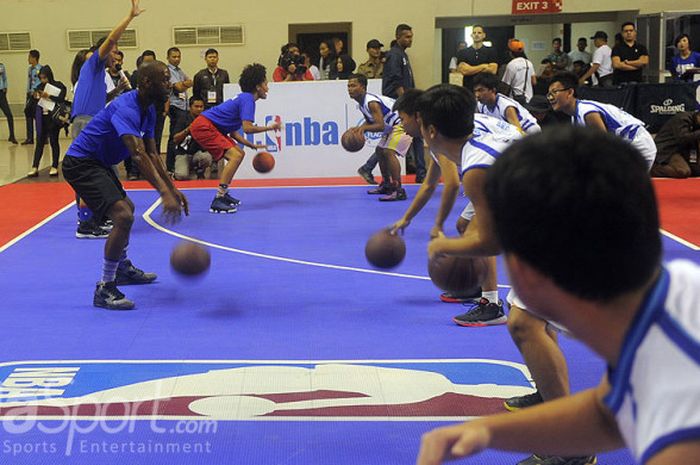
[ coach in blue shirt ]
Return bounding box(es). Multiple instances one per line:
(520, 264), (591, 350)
(62, 62), (189, 311)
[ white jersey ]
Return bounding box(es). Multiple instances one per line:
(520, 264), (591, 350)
(604, 260), (700, 463)
(461, 117), (522, 176)
(574, 99), (656, 168)
(359, 93), (401, 133)
(477, 94), (541, 134)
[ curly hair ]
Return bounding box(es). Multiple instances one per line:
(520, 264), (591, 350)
(239, 63), (267, 93)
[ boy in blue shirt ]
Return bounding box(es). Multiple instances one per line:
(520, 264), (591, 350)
(189, 63), (280, 213)
(62, 62), (189, 310)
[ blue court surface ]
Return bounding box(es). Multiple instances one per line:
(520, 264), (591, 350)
(1, 183), (697, 464)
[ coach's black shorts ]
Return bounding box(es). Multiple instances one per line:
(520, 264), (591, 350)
(62, 155), (126, 221)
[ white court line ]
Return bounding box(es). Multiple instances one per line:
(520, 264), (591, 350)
(0, 201), (75, 254)
(661, 229), (700, 251)
(142, 196), (513, 288)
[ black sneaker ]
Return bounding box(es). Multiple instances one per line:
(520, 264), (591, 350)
(367, 183), (391, 195)
(378, 188), (407, 201)
(115, 259), (157, 285)
(357, 167), (377, 185)
(453, 298), (507, 327)
(517, 454), (597, 465)
(210, 196), (237, 214)
(76, 221), (110, 239)
(99, 218), (113, 232)
(504, 390), (543, 411)
(222, 192), (241, 206)
(440, 287), (482, 303)
(93, 281), (135, 310)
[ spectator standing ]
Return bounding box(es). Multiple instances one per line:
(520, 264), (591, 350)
(333, 55), (355, 80)
(500, 39), (536, 103)
(302, 52), (321, 81)
(0, 61), (18, 143)
(578, 31), (613, 87)
(547, 38), (571, 71)
(382, 24), (426, 182)
(317, 40), (335, 80)
(567, 37), (592, 68)
(448, 41), (467, 73)
(670, 34), (700, 81)
(27, 65), (66, 177)
(456, 25), (498, 91)
(651, 110), (700, 178)
(611, 22), (649, 84)
(193, 49), (230, 110)
(357, 39), (384, 78)
(329, 38), (355, 80)
(105, 50), (131, 103)
(22, 49), (42, 145)
(165, 47), (193, 173)
(129, 50), (155, 88)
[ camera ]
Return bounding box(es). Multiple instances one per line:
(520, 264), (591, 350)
(279, 52), (307, 75)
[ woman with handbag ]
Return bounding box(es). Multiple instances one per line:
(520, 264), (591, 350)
(28, 65), (67, 177)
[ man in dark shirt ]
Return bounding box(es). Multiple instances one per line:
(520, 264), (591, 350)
(611, 22), (648, 84)
(651, 111), (700, 178)
(193, 49), (230, 110)
(381, 24), (425, 181)
(456, 25), (498, 91)
(170, 96), (212, 180)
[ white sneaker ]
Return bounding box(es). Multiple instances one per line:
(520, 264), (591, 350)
(27, 168), (39, 177)
(49, 167), (58, 176)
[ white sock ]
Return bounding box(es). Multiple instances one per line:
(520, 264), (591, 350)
(481, 290), (499, 303)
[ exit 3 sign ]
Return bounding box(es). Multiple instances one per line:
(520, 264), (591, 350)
(512, 0), (562, 14)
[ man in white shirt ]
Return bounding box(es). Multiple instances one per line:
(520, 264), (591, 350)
(579, 31), (613, 87)
(501, 39), (536, 103)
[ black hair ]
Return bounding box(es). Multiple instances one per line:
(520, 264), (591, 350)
(573, 60), (586, 67)
(29, 49), (40, 60)
(485, 126), (660, 301)
(541, 58), (553, 64)
(335, 54), (356, 79)
(71, 49), (90, 85)
(141, 50), (156, 59)
(137, 60), (167, 89)
(577, 37), (588, 43)
(674, 33), (691, 48)
(115, 50), (124, 58)
(91, 36), (107, 53)
(281, 42), (300, 54)
(621, 21), (636, 31)
(472, 24), (485, 33)
(393, 88), (424, 114)
(472, 72), (500, 91)
(39, 65), (55, 83)
(205, 48), (218, 57)
(415, 84), (476, 139)
(395, 24), (412, 37)
(167, 47), (181, 56)
(348, 73), (367, 88)
(136, 55), (144, 67)
(552, 38), (562, 44)
(239, 63), (267, 93)
(549, 72), (579, 97)
(189, 96), (204, 106)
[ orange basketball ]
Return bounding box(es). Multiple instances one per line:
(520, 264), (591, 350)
(365, 229), (406, 269)
(428, 256), (488, 293)
(341, 129), (365, 152)
(170, 241), (211, 277)
(253, 151), (275, 173)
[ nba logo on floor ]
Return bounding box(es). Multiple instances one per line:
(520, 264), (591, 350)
(0, 359), (534, 421)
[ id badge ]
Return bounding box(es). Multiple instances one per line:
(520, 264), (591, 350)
(207, 91), (217, 103)
(179, 92), (187, 101)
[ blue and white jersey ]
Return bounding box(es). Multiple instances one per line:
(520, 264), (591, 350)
(604, 260), (700, 464)
(574, 99), (645, 141)
(359, 93), (401, 133)
(460, 117), (522, 176)
(473, 113), (522, 139)
(477, 94), (540, 134)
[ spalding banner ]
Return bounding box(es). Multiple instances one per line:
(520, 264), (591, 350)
(634, 82), (699, 132)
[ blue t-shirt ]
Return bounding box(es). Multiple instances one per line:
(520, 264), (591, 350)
(71, 52), (108, 118)
(66, 90), (156, 166)
(201, 92), (255, 134)
(670, 52), (700, 80)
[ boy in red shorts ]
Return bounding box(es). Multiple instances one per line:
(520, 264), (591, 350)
(189, 63), (281, 213)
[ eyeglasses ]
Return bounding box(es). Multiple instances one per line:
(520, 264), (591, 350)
(546, 87), (570, 98)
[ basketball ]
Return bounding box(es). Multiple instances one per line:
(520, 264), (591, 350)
(170, 241), (211, 277)
(253, 151), (275, 173)
(428, 255), (488, 293)
(341, 129), (365, 152)
(365, 229), (406, 269)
